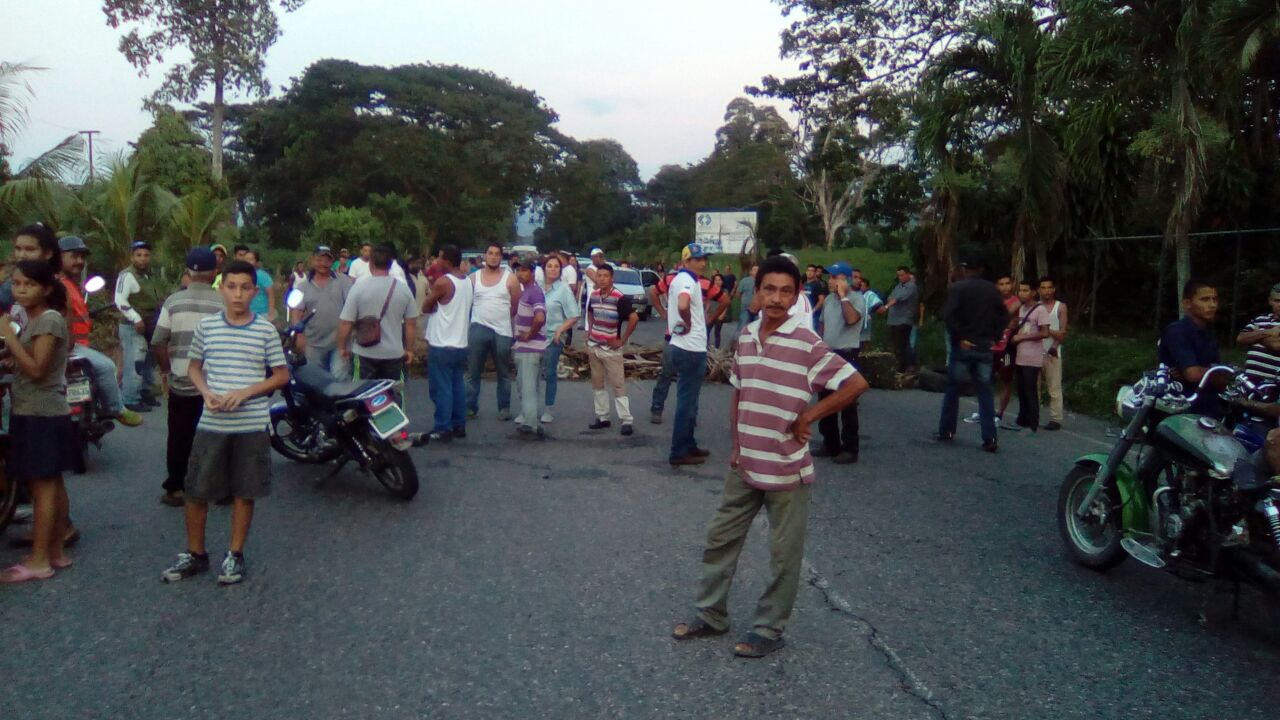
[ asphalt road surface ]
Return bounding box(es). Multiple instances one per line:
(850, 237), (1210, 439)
(3, 319), (1278, 719)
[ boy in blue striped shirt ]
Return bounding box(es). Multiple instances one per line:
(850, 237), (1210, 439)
(162, 260), (289, 586)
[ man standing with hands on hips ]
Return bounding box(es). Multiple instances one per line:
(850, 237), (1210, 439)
(667, 243), (715, 466)
(670, 255), (868, 658)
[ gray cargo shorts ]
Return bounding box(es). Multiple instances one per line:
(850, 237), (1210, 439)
(185, 430), (273, 501)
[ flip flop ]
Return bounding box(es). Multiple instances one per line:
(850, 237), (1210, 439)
(51, 557), (73, 570)
(733, 631), (786, 658)
(0, 563), (55, 583)
(671, 617), (728, 641)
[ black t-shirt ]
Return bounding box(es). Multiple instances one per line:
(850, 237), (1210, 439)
(804, 279), (827, 308)
(1159, 316), (1223, 418)
(943, 277), (1007, 350)
(722, 273), (737, 294)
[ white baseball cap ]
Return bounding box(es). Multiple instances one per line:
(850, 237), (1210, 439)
(590, 247), (604, 256)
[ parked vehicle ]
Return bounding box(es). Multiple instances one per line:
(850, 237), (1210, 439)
(269, 290), (420, 500)
(611, 267), (651, 321)
(64, 276), (113, 475)
(1058, 364), (1280, 609)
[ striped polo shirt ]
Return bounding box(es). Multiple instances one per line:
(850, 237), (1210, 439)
(1243, 312), (1280, 383)
(513, 282), (547, 354)
(587, 287), (633, 347)
(190, 312), (287, 433)
(151, 283), (224, 396)
(730, 313), (858, 490)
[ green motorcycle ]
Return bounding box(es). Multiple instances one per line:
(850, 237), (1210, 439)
(1058, 365), (1280, 599)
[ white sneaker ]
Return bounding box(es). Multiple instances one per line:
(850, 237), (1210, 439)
(540, 412), (554, 423)
(962, 412), (981, 424)
(12, 504), (33, 523)
(513, 415), (525, 425)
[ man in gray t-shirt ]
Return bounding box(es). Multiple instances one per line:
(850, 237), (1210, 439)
(816, 262), (864, 463)
(337, 246), (419, 390)
(293, 246), (354, 379)
(879, 266), (920, 371)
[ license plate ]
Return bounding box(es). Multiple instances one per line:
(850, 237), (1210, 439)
(66, 379), (92, 404)
(368, 402), (409, 439)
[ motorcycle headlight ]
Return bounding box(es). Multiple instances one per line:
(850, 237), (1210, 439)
(1115, 385), (1134, 418)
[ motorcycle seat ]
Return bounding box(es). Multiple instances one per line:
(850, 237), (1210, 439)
(292, 364), (380, 402)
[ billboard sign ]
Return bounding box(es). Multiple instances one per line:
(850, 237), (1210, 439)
(694, 210), (757, 255)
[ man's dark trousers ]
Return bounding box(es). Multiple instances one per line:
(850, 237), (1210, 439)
(889, 324), (913, 370)
(669, 346), (706, 461)
(165, 392), (204, 493)
(818, 348), (860, 457)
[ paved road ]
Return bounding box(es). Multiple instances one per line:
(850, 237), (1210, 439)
(3, 320), (1278, 719)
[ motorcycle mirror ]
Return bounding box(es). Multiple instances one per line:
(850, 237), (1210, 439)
(9, 321), (20, 334)
(83, 276), (106, 294)
(286, 288), (305, 310)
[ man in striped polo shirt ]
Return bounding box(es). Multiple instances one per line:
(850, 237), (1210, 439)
(672, 255), (868, 658)
(1236, 284), (1280, 384)
(586, 264), (639, 436)
(162, 260), (289, 586)
(151, 248), (225, 507)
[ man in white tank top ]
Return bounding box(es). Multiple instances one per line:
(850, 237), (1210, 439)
(423, 245), (473, 441)
(1037, 277), (1068, 430)
(466, 243), (520, 420)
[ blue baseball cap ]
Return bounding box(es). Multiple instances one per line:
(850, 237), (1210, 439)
(826, 261), (853, 277)
(130, 240), (151, 252)
(185, 247), (218, 272)
(682, 243), (712, 261)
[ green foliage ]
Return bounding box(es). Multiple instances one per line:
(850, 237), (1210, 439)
(305, 206), (385, 251)
(133, 107), (221, 197)
(540, 139), (641, 250)
(239, 59), (568, 248)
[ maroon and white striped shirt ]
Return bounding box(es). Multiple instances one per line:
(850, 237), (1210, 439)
(730, 313), (858, 490)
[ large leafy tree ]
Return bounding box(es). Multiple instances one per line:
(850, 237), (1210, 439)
(102, 0), (307, 182)
(540, 139), (641, 251)
(239, 60), (570, 248)
(132, 107), (221, 197)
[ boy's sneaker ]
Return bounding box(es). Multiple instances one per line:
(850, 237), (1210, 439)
(162, 551), (210, 583)
(218, 551), (246, 585)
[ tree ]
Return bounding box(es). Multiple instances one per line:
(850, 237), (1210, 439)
(305, 206), (384, 250)
(102, 0), (307, 182)
(239, 60), (570, 247)
(0, 62), (87, 184)
(133, 107), (221, 197)
(540, 139), (641, 250)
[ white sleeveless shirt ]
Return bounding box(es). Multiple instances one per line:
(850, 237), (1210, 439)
(1042, 300), (1062, 357)
(427, 274), (472, 349)
(471, 268), (513, 337)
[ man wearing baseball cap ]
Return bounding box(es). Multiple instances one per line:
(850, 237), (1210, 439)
(115, 239), (163, 412)
(152, 248), (226, 505)
(291, 245), (354, 378)
(814, 261), (865, 464)
(57, 236), (142, 428)
(667, 242), (717, 466)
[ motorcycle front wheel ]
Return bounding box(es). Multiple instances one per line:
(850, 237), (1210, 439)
(1058, 464), (1126, 570)
(367, 438), (419, 500)
(69, 419), (88, 475)
(269, 414), (341, 464)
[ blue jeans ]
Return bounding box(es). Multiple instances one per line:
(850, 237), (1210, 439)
(118, 323), (155, 405)
(466, 324), (513, 414)
(650, 343), (675, 413)
(428, 347), (468, 433)
(304, 345), (350, 380)
(938, 347), (996, 444)
(669, 346), (706, 461)
(73, 345), (124, 416)
(543, 340), (565, 407)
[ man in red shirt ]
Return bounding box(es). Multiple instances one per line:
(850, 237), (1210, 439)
(59, 236), (142, 427)
(648, 260), (729, 424)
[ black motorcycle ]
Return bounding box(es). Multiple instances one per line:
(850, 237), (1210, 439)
(268, 291), (420, 500)
(1058, 364), (1280, 605)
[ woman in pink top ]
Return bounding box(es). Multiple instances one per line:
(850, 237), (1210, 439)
(1011, 280), (1050, 432)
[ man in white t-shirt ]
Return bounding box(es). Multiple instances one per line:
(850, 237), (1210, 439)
(668, 243), (714, 467)
(346, 243), (373, 280)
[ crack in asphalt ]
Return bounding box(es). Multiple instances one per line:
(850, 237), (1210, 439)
(803, 561), (950, 720)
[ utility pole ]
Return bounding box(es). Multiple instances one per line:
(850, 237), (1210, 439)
(78, 130), (100, 183)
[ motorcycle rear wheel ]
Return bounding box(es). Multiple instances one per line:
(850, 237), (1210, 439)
(369, 441), (419, 501)
(269, 415), (341, 464)
(1058, 464), (1126, 570)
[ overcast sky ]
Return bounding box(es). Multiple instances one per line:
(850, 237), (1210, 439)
(4, 0), (799, 179)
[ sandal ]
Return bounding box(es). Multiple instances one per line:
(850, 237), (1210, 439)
(51, 557), (73, 570)
(671, 617), (728, 641)
(0, 563), (55, 584)
(733, 631), (786, 658)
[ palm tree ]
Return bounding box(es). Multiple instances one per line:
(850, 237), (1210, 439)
(920, 2), (1064, 281)
(168, 192), (233, 254)
(0, 63), (89, 183)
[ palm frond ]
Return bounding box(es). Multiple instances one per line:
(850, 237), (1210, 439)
(0, 62), (44, 148)
(16, 134), (86, 182)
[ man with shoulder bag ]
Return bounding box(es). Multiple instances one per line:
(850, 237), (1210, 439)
(337, 245), (419, 399)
